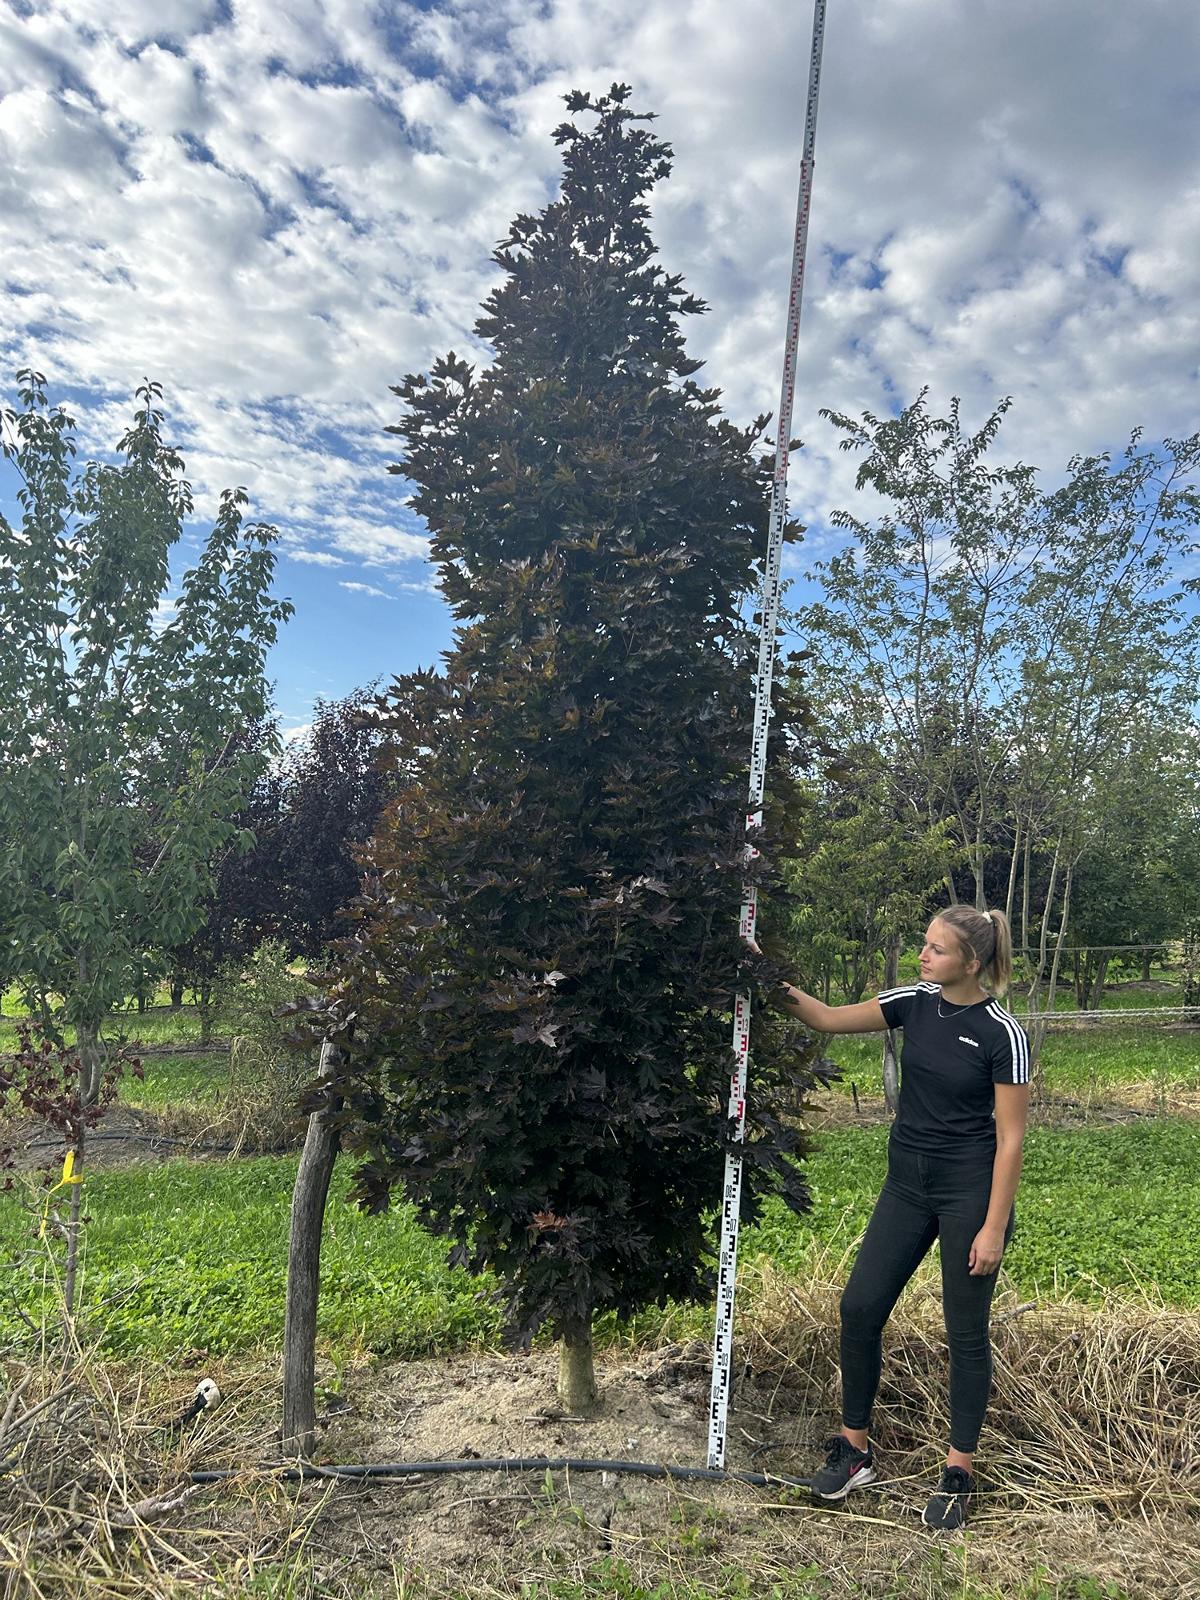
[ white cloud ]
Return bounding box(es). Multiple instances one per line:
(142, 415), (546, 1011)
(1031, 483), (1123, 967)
(339, 580), (393, 599)
(1, 0), (1196, 635)
(287, 549), (349, 567)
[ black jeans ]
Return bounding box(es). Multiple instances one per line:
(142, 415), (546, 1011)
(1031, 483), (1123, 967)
(839, 1139), (1015, 1454)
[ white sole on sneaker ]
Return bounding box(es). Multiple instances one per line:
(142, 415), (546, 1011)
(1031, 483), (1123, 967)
(816, 1463), (876, 1500)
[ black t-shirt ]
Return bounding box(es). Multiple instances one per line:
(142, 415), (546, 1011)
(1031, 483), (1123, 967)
(877, 982), (1030, 1156)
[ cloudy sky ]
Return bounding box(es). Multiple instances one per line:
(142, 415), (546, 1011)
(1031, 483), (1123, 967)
(3, 0), (1197, 733)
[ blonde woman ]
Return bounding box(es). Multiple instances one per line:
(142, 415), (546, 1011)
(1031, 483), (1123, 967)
(754, 906), (1029, 1529)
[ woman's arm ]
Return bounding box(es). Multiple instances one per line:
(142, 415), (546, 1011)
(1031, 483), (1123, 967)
(774, 981), (887, 1035)
(969, 1083), (1028, 1276)
(743, 939), (886, 1034)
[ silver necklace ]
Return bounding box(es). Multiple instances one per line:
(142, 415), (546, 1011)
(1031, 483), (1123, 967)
(937, 994), (981, 1019)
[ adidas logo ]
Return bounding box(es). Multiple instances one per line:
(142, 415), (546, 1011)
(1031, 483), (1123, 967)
(959, 1035), (980, 1048)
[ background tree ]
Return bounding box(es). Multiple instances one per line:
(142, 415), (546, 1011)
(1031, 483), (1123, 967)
(1008, 433), (1200, 1051)
(166, 721), (287, 1038)
(1065, 754), (1200, 1005)
(777, 741), (954, 1003)
(0, 372), (291, 1303)
(791, 392), (1047, 910)
(270, 687), (396, 964)
(326, 87), (827, 1409)
(168, 688), (396, 1019)
(792, 399), (1200, 1064)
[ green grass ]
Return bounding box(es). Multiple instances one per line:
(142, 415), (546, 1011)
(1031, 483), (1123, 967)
(822, 1026), (1200, 1100)
(434, 1565), (1132, 1600)
(194, 1558), (1135, 1600)
(121, 1051), (231, 1109)
(6, 1119), (1200, 1362)
(746, 1119), (1200, 1306)
(2, 1156), (502, 1359)
(0, 1002), (211, 1053)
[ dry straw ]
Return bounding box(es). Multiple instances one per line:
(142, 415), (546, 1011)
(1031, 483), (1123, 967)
(745, 1251), (1200, 1518)
(3, 1245), (1200, 1597)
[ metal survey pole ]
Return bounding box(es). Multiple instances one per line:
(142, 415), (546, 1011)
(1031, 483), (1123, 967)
(707, 0), (830, 1471)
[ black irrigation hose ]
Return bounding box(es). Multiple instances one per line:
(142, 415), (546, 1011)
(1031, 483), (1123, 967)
(189, 1456), (815, 1490)
(24, 1133), (250, 1155)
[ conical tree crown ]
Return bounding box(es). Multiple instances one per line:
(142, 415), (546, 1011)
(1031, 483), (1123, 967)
(336, 89), (823, 1348)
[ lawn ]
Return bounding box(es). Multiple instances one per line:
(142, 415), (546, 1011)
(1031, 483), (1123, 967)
(822, 1025), (1200, 1100)
(6, 1118), (1199, 1362)
(122, 1050), (231, 1108)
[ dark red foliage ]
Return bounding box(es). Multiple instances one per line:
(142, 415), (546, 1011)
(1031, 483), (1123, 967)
(324, 87), (833, 1349)
(0, 1023), (137, 1180)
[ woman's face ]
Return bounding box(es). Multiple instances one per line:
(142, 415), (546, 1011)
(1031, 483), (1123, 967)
(919, 918), (977, 987)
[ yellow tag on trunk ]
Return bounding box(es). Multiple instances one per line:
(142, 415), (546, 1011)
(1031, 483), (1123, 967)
(39, 1150), (84, 1237)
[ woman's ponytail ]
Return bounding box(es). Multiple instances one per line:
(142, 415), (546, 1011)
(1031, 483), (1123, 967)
(987, 909), (1012, 998)
(939, 904), (1013, 998)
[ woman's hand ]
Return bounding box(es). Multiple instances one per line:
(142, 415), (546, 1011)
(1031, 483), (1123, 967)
(968, 1225), (1006, 1276)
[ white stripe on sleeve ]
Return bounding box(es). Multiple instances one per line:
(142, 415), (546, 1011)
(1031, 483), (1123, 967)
(987, 1003), (1029, 1084)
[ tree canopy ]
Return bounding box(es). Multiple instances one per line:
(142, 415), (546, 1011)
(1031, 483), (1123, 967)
(325, 87), (825, 1399)
(0, 372), (291, 1094)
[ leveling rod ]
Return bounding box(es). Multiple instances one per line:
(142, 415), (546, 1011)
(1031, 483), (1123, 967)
(707, 0), (830, 1472)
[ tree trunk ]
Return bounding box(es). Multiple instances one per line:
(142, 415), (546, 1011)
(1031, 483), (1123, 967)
(1030, 864), (1072, 1084)
(62, 1135), (85, 1326)
(1025, 840), (1061, 1079)
(1045, 867), (1071, 1005)
(1141, 951), (1153, 983)
(881, 939), (900, 1113)
(282, 1040), (343, 1456)
(1021, 832), (1032, 956)
(170, 976), (185, 1011)
(62, 1017), (107, 1325)
(1004, 818), (1021, 929)
(1086, 952), (1111, 1011)
(1183, 921), (1200, 1008)
(557, 1326), (597, 1413)
(199, 984), (212, 1047)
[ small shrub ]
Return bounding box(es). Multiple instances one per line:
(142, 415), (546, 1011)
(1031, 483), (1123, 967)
(216, 941), (314, 1151)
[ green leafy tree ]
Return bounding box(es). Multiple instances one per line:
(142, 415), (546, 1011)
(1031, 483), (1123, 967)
(793, 397), (1200, 1065)
(1065, 744), (1200, 1003)
(780, 751), (955, 1003)
(1009, 434), (1200, 1045)
(326, 87), (825, 1407)
(165, 719), (287, 1039)
(0, 372), (291, 1307)
(791, 392), (1047, 910)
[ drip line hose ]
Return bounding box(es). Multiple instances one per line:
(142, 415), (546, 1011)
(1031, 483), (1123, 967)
(189, 1456), (814, 1490)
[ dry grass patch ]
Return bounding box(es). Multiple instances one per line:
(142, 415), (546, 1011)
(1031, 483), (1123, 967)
(3, 1263), (1200, 1598)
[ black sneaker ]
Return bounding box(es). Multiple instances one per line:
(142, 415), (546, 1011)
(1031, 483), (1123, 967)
(809, 1434), (876, 1500)
(922, 1465), (974, 1529)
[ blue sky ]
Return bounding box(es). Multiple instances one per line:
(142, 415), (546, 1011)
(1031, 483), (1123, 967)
(2, 0), (1198, 736)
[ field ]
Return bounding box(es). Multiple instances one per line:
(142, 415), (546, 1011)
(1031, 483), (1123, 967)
(1, 987), (1198, 1599)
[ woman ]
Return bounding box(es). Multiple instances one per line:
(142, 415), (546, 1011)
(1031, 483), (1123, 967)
(756, 905), (1028, 1530)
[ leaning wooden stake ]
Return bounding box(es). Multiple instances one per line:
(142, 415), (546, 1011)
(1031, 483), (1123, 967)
(282, 1038), (343, 1456)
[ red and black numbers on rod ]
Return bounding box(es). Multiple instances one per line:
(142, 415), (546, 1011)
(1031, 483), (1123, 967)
(707, 0), (830, 1473)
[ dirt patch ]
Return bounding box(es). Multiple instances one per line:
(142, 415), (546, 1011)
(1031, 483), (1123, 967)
(210, 1338), (1199, 1597)
(13, 1315), (1200, 1598)
(0, 1106), (239, 1173)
